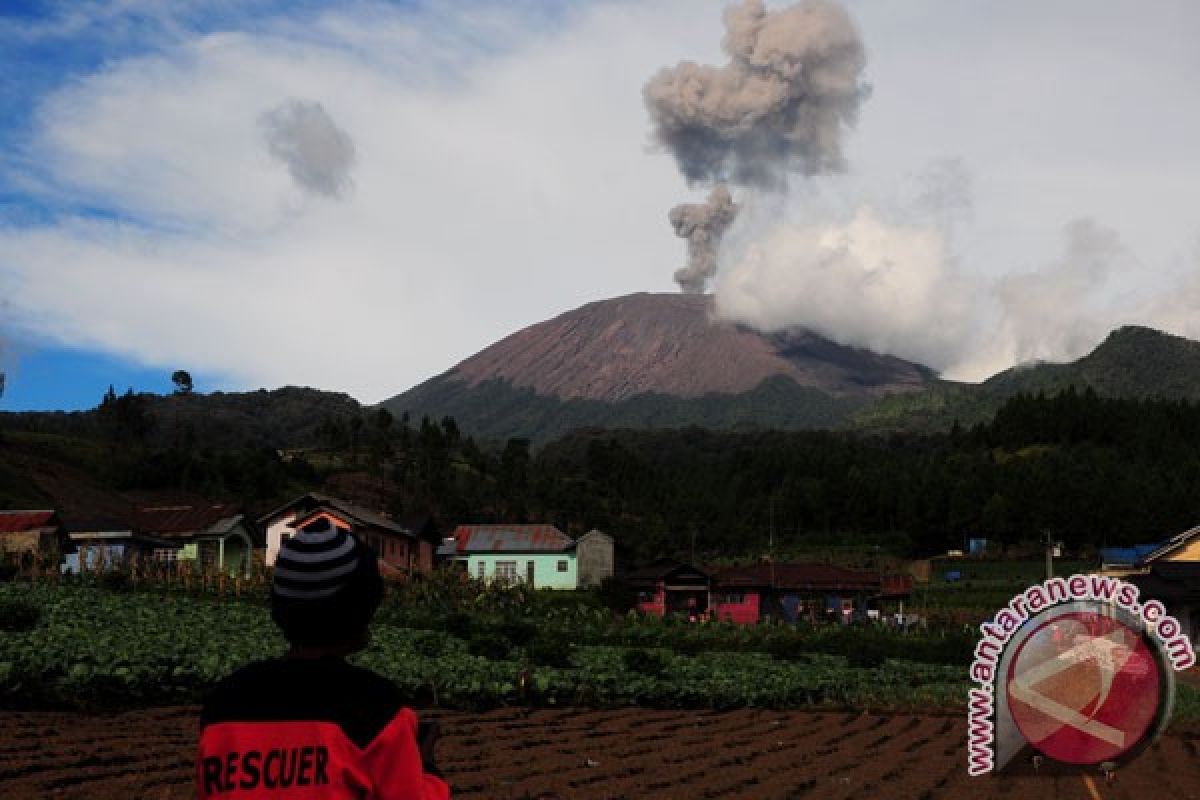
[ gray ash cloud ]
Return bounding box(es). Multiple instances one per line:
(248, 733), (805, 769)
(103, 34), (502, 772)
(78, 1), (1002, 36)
(261, 99), (356, 198)
(645, 0), (868, 293)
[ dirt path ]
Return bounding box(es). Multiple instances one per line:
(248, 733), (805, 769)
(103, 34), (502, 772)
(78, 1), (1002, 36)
(1, 707), (1198, 799)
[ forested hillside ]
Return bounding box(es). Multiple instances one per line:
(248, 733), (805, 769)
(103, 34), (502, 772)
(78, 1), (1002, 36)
(851, 326), (1200, 433)
(4, 384), (1200, 561)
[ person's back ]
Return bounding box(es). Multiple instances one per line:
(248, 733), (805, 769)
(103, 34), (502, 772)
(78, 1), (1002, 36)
(196, 518), (449, 799)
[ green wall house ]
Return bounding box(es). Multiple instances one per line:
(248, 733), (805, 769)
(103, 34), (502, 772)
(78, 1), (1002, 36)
(440, 525), (613, 590)
(133, 505), (257, 577)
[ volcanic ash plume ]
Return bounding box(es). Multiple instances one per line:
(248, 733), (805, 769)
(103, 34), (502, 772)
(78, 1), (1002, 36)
(645, 0), (866, 188)
(645, 0), (868, 292)
(260, 99), (356, 198)
(670, 185), (739, 293)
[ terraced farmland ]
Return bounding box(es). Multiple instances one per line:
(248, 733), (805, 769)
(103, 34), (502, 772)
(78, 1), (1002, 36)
(2, 706), (1199, 799)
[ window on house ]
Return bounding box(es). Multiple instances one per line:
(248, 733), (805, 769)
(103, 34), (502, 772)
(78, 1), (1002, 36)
(718, 592), (746, 605)
(557, 560), (568, 572)
(476, 561), (486, 579)
(495, 561), (517, 582)
(636, 590), (656, 603)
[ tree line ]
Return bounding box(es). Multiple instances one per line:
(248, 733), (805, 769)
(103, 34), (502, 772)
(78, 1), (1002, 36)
(5, 384), (1200, 560)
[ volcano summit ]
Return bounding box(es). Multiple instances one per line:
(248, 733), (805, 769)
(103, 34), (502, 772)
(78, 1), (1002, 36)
(383, 293), (937, 443)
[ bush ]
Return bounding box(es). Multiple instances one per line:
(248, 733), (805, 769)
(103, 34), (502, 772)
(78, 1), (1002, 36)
(844, 638), (888, 669)
(98, 570), (132, 592)
(0, 596), (41, 632)
(622, 648), (668, 676)
(409, 631), (450, 658)
(525, 635), (573, 668)
(467, 631), (512, 661)
(497, 618), (537, 647)
(593, 577), (637, 614)
(764, 635), (811, 662)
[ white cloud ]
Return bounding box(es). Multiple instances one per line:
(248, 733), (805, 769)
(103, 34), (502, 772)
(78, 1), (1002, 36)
(0, 1), (723, 401)
(3, 0), (1200, 404)
(714, 204), (976, 371)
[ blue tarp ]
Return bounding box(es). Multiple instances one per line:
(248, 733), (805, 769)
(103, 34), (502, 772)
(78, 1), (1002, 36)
(1099, 543), (1162, 566)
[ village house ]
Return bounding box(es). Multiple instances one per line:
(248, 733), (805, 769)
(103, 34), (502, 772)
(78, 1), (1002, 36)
(628, 559), (913, 624)
(707, 563), (913, 624)
(133, 505), (256, 577)
(61, 515), (179, 574)
(0, 510), (68, 562)
(1102, 524), (1200, 646)
(439, 524), (615, 589)
(258, 493), (439, 573)
(626, 559), (712, 617)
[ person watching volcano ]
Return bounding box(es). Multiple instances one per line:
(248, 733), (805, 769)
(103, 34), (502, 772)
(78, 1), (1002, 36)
(196, 517), (449, 798)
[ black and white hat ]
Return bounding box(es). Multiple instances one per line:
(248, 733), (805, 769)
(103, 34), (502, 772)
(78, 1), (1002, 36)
(273, 517), (362, 600)
(270, 517), (383, 646)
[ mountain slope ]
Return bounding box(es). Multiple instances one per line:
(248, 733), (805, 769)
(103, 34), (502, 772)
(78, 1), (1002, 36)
(850, 326), (1200, 432)
(383, 293), (937, 442)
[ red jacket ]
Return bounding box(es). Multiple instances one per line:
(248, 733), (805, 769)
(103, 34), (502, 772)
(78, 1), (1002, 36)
(197, 658), (449, 799)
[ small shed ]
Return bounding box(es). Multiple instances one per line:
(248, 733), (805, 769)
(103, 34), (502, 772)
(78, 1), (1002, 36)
(575, 529), (615, 588)
(1118, 524), (1200, 646)
(625, 559), (711, 618)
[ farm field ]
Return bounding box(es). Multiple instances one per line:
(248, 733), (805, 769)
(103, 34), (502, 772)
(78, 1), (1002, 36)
(2, 706), (1200, 799)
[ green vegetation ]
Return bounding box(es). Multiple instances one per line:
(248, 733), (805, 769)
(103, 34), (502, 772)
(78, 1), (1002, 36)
(0, 581), (972, 713)
(851, 325), (1200, 433)
(913, 560), (1094, 613)
(8, 382), (1200, 563)
(3, 577), (1198, 727)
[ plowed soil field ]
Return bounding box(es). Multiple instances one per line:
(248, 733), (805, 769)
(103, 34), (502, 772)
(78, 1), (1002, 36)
(2, 707), (1198, 799)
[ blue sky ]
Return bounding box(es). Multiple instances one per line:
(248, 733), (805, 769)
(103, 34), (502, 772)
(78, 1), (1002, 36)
(2, 0), (1199, 412)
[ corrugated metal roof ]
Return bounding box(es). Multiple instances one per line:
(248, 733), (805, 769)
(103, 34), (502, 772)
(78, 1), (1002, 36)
(0, 510), (58, 533)
(134, 505), (242, 538)
(258, 493), (412, 537)
(622, 559), (709, 584)
(710, 563), (891, 592)
(451, 524), (572, 553)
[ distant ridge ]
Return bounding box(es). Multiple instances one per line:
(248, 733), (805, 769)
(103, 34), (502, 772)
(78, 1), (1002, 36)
(851, 326), (1200, 433)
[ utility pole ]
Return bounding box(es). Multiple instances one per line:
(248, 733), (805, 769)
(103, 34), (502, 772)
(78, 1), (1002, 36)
(769, 497), (776, 590)
(1043, 529), (1055, 580)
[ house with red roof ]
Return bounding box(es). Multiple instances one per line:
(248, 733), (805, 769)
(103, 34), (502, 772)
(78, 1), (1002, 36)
(438, 524), (614, 589)
(707, 563), (912, 624)
(626, 559), (912, 624)
(0, 510), (67, 560)
(625, 559), (711, 618)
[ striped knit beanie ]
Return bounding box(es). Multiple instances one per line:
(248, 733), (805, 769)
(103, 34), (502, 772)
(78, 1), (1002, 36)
(271, 518), (383, 646)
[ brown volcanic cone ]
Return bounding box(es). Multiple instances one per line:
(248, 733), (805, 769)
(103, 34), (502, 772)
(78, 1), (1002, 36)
(452, 292), (934, 402)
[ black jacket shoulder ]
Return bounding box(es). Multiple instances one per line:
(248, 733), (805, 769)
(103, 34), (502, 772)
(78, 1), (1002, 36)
(200, 657), (405, 749)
